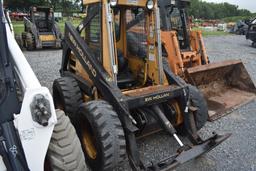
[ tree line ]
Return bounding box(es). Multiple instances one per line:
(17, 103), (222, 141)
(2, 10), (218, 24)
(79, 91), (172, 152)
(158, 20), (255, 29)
(188, 0), (252, 19)
(5, 0), (81, 14)
(5, 0), (253, 19)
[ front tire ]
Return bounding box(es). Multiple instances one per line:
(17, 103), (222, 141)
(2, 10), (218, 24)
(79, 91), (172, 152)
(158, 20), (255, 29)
(26, 32), (35, 51)
(15, 34), (23, 48)
(77, 100), (126, 171)
(46, 109), (88, 171)
(188, 85), (208, 130)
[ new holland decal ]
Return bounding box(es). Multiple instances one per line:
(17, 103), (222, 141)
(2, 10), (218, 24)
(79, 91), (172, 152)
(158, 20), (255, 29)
(68, 32), (97, 77)
(144, 93), (170, 102)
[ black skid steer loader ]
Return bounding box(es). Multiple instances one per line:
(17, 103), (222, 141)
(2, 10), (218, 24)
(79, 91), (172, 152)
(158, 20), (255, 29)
(22, 6), (62, 50)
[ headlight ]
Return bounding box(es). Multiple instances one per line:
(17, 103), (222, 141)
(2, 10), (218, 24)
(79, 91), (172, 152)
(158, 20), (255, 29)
(146, 0), (154, 10)
(110, 0), (118, 7)
(171, 0), (176, 5)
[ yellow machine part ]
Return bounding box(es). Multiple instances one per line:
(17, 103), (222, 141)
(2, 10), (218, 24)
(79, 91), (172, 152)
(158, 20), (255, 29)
(39, 35), (56, 42)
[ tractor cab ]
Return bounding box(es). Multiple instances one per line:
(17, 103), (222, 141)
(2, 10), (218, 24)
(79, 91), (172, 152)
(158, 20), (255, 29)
(80, 0), (165, 90)
(159, 0), (191, 50)
(29, 6), (54, 33)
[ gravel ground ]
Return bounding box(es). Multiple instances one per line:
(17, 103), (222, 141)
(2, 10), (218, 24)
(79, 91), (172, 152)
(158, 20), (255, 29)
(24, 35), (256, 171)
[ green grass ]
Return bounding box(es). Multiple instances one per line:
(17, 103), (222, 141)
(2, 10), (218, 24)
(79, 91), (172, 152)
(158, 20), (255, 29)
(201, 31), (230, 37)
(13, 18), (229, 37)
(193, 27), (230, 37)
(12, 21), (24, 34)
(12, 18), (82, 35)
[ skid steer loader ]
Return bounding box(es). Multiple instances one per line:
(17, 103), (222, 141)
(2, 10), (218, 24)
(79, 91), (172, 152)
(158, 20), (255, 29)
(52, 0), (230, 170)
(158, 0), (256, 121)
(22, 6), (62, 50)
(246, 18), (256, 47)
(0, 2), (87, 170)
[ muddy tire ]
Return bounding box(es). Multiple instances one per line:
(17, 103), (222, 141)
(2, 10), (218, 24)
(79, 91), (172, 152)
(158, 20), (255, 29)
(52, 77), (83, 119)
(22, 32), (27, 48)
(189, 85), (208, 130)
(26, 32), (35, 51)
(46, 109), (89, 171)
(15, 34), (23, 48)
(77, 100), (126, 171)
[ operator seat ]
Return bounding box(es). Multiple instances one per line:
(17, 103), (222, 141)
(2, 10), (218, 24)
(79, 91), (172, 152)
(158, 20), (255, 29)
(117, 50), (136, 89)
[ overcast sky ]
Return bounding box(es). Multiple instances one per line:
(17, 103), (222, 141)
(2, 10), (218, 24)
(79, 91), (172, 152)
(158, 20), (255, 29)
(202, 0), (256, 13)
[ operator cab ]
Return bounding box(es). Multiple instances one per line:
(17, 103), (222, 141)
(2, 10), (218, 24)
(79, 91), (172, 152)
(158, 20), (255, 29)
(82, 1), (164, 90)
(114, 7), (148, 88)
(29, 6), (54, 33)
(159, 0), (191, 50)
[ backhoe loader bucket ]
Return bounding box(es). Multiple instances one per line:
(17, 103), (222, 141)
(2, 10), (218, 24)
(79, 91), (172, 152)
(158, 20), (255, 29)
(185, 59), (256, 121)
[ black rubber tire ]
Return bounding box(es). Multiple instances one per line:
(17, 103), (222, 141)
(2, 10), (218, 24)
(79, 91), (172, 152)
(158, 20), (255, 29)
(22, 32), (27, 48)
(188, 85), (208, 130)
(15, 34), (23, 48)
(77, 100), (126, 171)
(162, 57), (207, 130)
(46, 109), (89, 171)
(26, 32), (35, 51)
(52, 77), (83, 119)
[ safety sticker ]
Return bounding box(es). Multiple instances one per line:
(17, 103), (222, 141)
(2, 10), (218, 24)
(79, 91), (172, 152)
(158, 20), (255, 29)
(149, 45), (155, 61)
(20, 128), (36, 141)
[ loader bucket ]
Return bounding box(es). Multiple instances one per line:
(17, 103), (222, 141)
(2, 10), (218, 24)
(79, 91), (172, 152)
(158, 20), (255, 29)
(185, 59), (256, 121)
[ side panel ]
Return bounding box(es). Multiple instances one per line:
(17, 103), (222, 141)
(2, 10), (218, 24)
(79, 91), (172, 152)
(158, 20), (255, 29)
(14, 88), (57, 171)
(161, 31), (184, 75)
(190, 30), (209, 64)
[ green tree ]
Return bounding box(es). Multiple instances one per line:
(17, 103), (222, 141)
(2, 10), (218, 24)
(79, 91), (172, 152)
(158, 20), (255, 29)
(188, 0), (252, 19)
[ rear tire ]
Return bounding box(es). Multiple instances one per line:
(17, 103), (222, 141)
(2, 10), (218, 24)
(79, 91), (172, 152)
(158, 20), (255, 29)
(15, 34), (23, 48)
(188, 85), (208, 130)
(46, 109), (89, 171)
(22, 32), (27, 48)
(77, 100), (126, 171)
(52, 77), (83, 119)
(26, 32), (35, 51)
